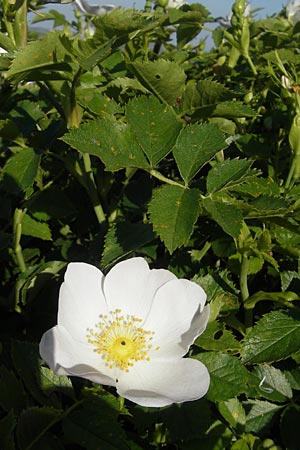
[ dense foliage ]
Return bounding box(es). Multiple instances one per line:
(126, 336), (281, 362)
(1, 0), (300, 448)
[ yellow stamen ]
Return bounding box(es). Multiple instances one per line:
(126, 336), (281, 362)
(87, 309), (157, 372)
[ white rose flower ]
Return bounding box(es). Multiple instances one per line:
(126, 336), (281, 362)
(167, 0), (187, 8)
(39, 257), (210, 407)
(286, 0), (300, 24)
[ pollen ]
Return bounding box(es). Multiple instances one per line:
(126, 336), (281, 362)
(86, 309), (156, 372)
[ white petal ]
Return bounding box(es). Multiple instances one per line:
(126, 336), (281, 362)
(117, 358), (210, 407)
(104, 257), (176, 320)
(39, 325), (116, 386)
(58, 262), (108, 341)
(179, 304), (210, 354)
(144, 279), (207, 357)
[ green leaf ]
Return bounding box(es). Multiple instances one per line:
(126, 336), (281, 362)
(148, 185), (200, 254)
(63, 394), (130, 450)
(22, 214), (52, 241)
(0, 365), (27, 413)
(126, 95), (183, 166)
(39, 367), (74, 400)
(62, 118), (149, 171)
(181, 80), (235, 114)
(195, 321), (241, 354)
(218, 398), (246, 431)
(206, 158), (254, 194)
(129, 59), (186, 105)
(7, 32), (72, 83)
(244, 400), (282, 434)
(101, 222), (156, 268)
(202, 197), (243, 238)
(77, 90), (121, 116)
(0, 411), (16, 450)
(193, 101), (256, 120)
(16, 407), (63, 450)
(173, 123), (226, 184)
(241, 310), (300, 364)
(252, 365), (292, 402)
(0, 148), (40, 194)
(195, 352), (250, 401)
(0, 32), (16, 51)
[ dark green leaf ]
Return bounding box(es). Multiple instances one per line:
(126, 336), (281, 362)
(252, 365), (292, 402)
(126, 95), (183, 166)
(101, 222), (156, 268)
(173, 123), (226, 184)
(206, 159), (253, 194)
(16, 407), (63, 450)
(202, 197), (243, 238)
(148, 185), (200, 254)
(280, 405), (300, 450)
(241, 310), (300, 364)
(244, 400), (282, 434)
(0, 411), (16, 450)
(0, 365), (27, 413)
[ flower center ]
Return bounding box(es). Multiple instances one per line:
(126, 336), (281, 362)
(86, 309), (158, 372)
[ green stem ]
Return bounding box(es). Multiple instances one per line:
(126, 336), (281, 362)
(240, 252), (253, 331)
(245, 54), (258, 76)
(13, 208), (27, 273)
(149, 169), (185, 188)
(82, 153), (107, 225)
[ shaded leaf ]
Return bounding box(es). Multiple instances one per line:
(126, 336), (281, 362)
(195, 321), (241, 354)
(101, 222), (156, 268)
(244, 400), (282, 434)
(206, 158), (254, 194)
(22, 214), (52, 241)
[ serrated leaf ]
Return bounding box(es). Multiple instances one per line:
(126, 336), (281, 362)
(101, 222), (156, 268)
(195, 321), (241, 354)
(148, 185), (200, 254)
(193, 101), (256, 120)
(252, 365), (292, 402)
(0, 148), (40, 194)
(206, 159), (253, 194)
(126, 95), (183, 166)
(77, 90), (121, 116)
(62, 118), (149, 171)
(129, 59), (186, 105)
(195, 352), (250, 401)
(16, 407), (63, 450)
(233, 177), (280, 198)
(7, 32), (72, 83)
(39, 367), (74, 399)
(182, 80), (235, 114)
(241, 310), (300, 364)
(173, 123), (226, 184)
(22, 214), (52, 241)
(249, 195), (289, 215)
(244, 400), (282, 434)
(203, 197), (243, 238)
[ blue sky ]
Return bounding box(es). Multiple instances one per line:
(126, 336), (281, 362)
(30, 0), (287, 30)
